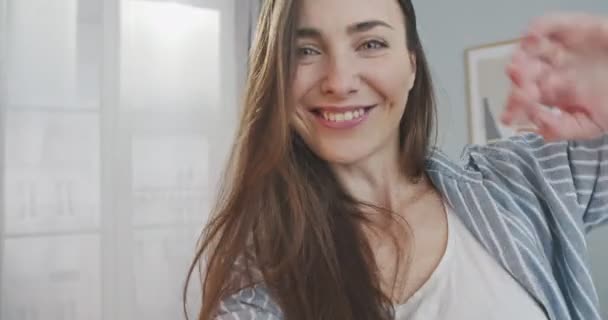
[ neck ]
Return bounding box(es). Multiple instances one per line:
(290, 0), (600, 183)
(331, 140), (428, 214)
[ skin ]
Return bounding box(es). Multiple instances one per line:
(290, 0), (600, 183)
(291, 0), (447, 303)
(502, 13), (608, 141)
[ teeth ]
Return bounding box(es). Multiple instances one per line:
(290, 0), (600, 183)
(321, 108), (367, 122)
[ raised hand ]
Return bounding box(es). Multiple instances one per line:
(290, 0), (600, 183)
(501, 13), (608, 141)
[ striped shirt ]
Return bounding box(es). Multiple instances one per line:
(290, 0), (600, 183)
(215, 133), (608, 320)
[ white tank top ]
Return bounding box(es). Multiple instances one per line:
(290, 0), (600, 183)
(394, 204), (548, 320)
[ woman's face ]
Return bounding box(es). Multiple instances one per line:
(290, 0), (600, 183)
(291, 0), (416, 165)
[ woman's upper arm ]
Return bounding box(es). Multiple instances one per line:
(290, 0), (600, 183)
(567, 135), (608, 231)
(474, 133), (608, 232)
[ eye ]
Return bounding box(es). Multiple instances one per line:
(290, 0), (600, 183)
(359, 39), (388, 51)
(297, 46), (321, 57)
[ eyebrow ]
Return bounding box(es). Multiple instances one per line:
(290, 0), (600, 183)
(296, 20), (393, 39)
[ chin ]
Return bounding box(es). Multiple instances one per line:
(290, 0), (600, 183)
(314, 144), (372, 166)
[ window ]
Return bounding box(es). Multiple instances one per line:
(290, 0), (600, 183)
(0, 0), (242, 319)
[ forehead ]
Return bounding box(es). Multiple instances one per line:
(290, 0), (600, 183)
(297, 0), (405, 30)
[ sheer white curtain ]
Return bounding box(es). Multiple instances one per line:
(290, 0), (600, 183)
(0, 0), (257, 319)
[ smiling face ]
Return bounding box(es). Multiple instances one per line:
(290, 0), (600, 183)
(291, 0), (417, 165)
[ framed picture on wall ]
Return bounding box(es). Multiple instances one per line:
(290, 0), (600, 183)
(465, 39), (536, 145)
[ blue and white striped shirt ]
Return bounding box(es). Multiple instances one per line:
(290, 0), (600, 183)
(216, 134), (608, 320)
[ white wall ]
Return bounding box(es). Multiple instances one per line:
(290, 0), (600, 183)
(412, 0), (608, 316)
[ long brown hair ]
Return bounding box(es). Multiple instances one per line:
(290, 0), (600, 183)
(184, 0), (436, 319)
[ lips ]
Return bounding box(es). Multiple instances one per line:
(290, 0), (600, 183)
(310, 105), (376, 122)
(308, 105), (376, 129)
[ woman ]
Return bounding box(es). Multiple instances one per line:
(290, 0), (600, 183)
(185, 0), (608, 318)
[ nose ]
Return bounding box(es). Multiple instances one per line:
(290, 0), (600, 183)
(321, 55), (359, 97)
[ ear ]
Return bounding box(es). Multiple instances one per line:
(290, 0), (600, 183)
(407, 52), (417, 91)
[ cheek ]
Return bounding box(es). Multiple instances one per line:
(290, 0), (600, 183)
(391, 62), (415, 104)
(290, 66), (324, 135)
(370, 67), (414, 108)
(292, 65), (321, 104)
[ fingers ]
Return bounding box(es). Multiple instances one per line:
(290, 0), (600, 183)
(526, 12), (608, 48)
(509, 38), (581, 109)
(501, 86), (534, 126)
(506, 52), (544, 101)
(503, 12), (608, 141)
(520, 34), (565, 68)
(527, 106), (564, 141)
(504, 68), (583, 125)
(503, 86), (602, 141)
(533, 109), (603, 141)
(537, 71), (580, 108)
(501, 86), (561, 142)
(502, 86), (559, 140)
(527, 12), (593, 42)
(506, 50), (526, 87)
(509, 88), (572, 141)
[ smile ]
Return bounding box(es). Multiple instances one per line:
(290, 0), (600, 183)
(310, 105), (376, 129)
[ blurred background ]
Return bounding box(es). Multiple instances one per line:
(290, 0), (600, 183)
(0, 0), (606, 319)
